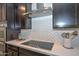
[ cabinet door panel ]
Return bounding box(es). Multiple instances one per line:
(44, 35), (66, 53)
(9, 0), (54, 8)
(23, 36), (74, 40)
(6, 4), (20, 41)
(19, 48), (47, 56)
(77, 4), (79, 25)
(6, 45), (18, 56)
(6, 4), (15, 29)
(17, 3), (32, 29)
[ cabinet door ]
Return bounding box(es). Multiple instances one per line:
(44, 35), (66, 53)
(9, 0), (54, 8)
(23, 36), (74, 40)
(6, 48), (17, 56)
(19, 48), (47, 56)
(0, 4), (2, 21)
(53, 3), (75, 28)
(6, 44), (18, 56)
(17, 3), (32, 29)
(6, 4), (20, 41)
(6, 4), (15, 29)
(77, 4), (79, 26)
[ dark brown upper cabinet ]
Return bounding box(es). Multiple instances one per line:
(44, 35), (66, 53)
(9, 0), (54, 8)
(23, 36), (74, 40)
(53, 3), (79, 29)
(77, 4), (79, 25)
(6, 3), (32, 41)
(17, 3), (32, 29)
(6, 3), (32, 29)
(6, 3), (20, 41)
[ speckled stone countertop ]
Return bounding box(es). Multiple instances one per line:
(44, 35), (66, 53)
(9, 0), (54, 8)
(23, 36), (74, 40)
(6, 39), (79, 56)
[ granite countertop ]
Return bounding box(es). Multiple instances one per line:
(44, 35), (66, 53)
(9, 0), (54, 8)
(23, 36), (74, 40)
(6, 39), (79, 56)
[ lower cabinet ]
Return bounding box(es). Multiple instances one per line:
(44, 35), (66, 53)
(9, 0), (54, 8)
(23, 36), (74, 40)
(6, 44), (48, 56)
(6, 44), (19, 56)
(19, 48), (47, 56)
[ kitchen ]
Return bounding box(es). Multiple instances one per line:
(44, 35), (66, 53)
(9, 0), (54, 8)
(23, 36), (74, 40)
(0, 3), (79, 56)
